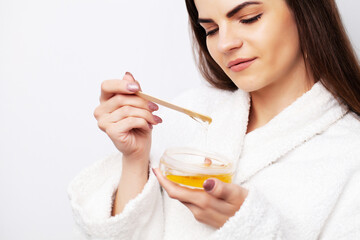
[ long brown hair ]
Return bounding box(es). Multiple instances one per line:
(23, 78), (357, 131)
(185, 0), (360, 116)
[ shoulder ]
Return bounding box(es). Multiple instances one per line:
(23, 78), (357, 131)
(331, 111), (360, 144)
(321, 111), (360, 164)
(299, 111), (360, 173)
(338, 111), (360, 130)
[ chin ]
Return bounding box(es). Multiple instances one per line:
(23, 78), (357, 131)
(231, 76), (264, 93)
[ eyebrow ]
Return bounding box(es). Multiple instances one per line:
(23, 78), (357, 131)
(198, 1), (262, 24)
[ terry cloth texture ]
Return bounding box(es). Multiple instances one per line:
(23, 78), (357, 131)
(68, 82), (360, 239)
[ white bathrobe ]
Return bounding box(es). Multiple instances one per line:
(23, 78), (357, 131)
(68, 82), (360, 239)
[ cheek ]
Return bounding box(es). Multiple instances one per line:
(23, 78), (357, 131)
(261, 11), (302, 73)
(206, 39), (220, 64)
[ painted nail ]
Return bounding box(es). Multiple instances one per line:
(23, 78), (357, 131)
(152, 168), (157, 177)
(148, 102), (159, 111)
(148, 123), (153, 130)
(127, 83), (139, 92)
(203, 179), (215, 191)
(153, 115), (163, 123)
(125, 72), (134, 78)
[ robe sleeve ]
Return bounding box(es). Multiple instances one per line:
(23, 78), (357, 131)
(67, 153), (164, 240)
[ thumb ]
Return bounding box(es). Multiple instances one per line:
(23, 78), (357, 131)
(203, 178), (247, 203)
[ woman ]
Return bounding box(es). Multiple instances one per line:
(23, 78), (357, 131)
(68, 0), (360, 239)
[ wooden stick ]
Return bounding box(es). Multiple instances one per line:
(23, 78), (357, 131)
(135, 91), (212, 124)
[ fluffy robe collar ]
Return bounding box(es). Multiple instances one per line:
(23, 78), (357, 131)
(202, 82), (348, 184)
(154, 82), (348, 185)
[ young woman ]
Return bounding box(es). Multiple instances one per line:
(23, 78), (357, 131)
(68, 0), (360, 239)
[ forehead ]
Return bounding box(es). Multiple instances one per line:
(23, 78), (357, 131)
(194, 0), (268, 17)
(195, 0), (236, 16)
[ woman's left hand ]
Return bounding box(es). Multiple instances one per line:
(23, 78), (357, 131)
(152, 168), (248, 229)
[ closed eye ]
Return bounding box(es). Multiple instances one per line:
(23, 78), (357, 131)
(240, 13), (263, 24)
(206, 13), (263, 37)
(206, 28), (219, 37)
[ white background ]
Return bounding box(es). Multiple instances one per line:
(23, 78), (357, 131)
(0, 0), (359, 239)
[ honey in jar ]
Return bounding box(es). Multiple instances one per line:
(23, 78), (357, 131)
(160, 148), (234, 189)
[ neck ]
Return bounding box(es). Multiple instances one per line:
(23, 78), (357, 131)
(246, 66), (315, 134)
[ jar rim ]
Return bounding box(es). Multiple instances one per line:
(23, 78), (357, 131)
(160, 147), (234, 174)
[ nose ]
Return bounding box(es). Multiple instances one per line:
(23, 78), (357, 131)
(217, 25), (243, 53)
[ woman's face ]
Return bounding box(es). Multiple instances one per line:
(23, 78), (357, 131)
(195, 0), (305, 93)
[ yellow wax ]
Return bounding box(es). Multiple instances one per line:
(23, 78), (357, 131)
(166, 173), (233, 189)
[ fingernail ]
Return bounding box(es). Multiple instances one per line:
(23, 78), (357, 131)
(153, 115), (162, 123)
(127, 83), (139, 92)
(203, 179), (215, 191)
(152, 168), (157, 177)
(148, 123), (153, 130)
(125, 72), (134, 78)
(148, 102), (159, 111)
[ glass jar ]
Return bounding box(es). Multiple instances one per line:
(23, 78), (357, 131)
(160, 147), (234, 189)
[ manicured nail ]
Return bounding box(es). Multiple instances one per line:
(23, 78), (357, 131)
(127, 83), (139, 92)
(153, 115), (162, 123)
(203, 179), (215, 191)
(125, 72), (134, 78)
(148, 123), (153, 130)
(152, 168), (157, 177)
(148, 102), (159, 111)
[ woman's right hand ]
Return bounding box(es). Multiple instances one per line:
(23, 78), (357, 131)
(94, 72), (162, 164)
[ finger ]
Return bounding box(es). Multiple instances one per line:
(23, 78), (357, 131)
(98, 106), (162, 131)
(203, 178), (247, 204)
(152, 168), (235, 215)
(152, 168), (203, 201)
(182, 202), (230, 229)
(106, 116), (152, 137)
(182, 193), (236, 216)
(100, 77), (139, 103)
(108, 107), (162, 126)
(153, 168), (238, 217)
(94, 94), (159, 119)
(97, 107), (162, 132)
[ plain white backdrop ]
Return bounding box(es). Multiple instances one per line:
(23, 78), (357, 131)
(0, 0), (359, 239)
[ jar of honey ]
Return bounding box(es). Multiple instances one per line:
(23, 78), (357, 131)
(160, 148), (234, 189)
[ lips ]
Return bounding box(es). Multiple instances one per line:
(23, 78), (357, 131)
(227, 57), (257, 72)
(227, 57), (257, 68)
